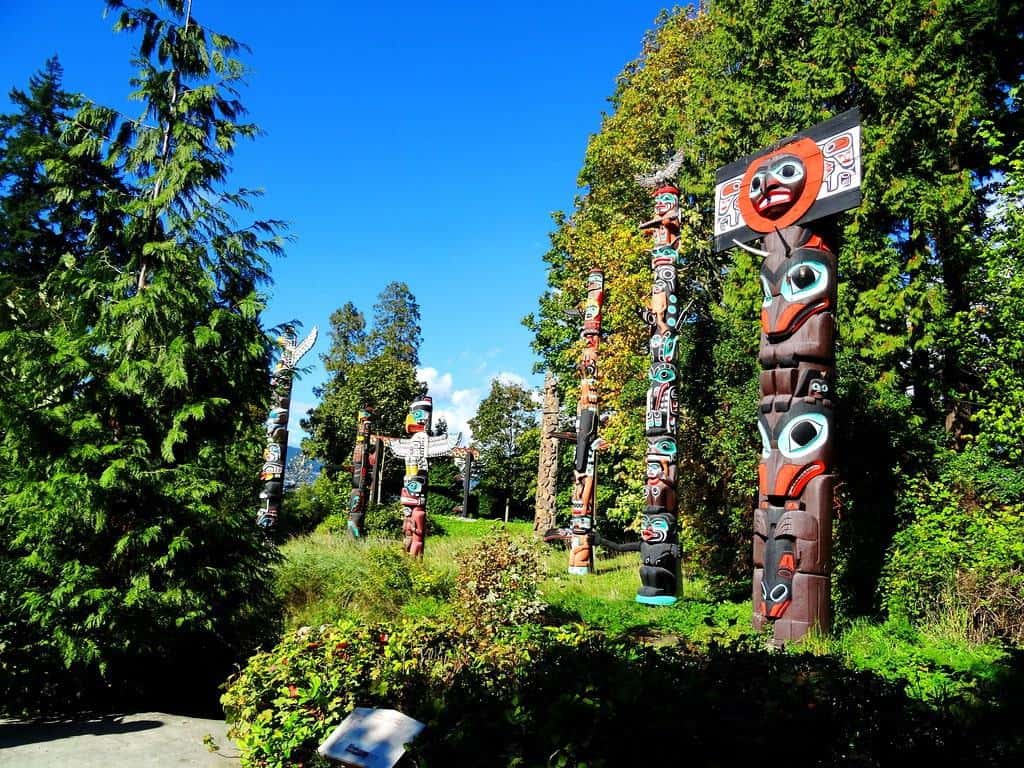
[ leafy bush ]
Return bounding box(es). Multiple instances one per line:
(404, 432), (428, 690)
(880, 472), (1024, 642)
(221, 613), (1024, 768)
(454, 531), (545, 631)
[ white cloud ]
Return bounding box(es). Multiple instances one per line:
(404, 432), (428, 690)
(433, 385), (482, 444)
(417, 366), (453, 400)
(494, 370), (527, 388)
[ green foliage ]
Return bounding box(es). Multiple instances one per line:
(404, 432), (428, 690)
(809, 617), (1010, 705)
(468, 379), (540, 518)
(525, 0), (1024, 621)
(302, 283), (425, 476)
(880, 468), (1024, 640)
(222, 608), (1024, 767)
(454, 531), (546, 631)
(0, 2), (283, 713)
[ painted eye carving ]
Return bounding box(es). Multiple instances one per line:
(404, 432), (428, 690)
(761, 275), (773, 307)
(778, 413), (828, 458)
(749, 172), (767, 200)
(769, 584), (790, 602)
(650, 363), (676, 383)
(780, 261), (828, 301)
(770, 158), (805, 184)
(406, 480), (423, 493)
(758, 420), (771, 458)
(651, 439), (676, 457)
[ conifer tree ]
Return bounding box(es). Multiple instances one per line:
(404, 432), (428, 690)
(1, 0), (285, 711)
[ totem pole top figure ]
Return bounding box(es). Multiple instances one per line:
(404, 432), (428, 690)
(385, 396), (461, 471)
(713, 109), (863, 253)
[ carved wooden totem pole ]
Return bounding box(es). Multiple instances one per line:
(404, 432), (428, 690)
(635, 173), (684, 605)
(347, 407), (374, 538)
(450, 446), (479, 518)
(384, 396), (460, 556)
(550, 270), (607, 574)
(714, 109), (862, 643)
(257, 326), (318, 530)
(533, 371), (561, 536)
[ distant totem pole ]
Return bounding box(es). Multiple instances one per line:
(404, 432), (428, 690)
(713, 109), (862, 643)
(533, 371), (561, 535)
(551, 270), (607, 574)
(635, 164), (685, 605)
(450, 446), (479, 518)
(347, 407), (374, 538)
(257, 326), (318, 530)
(383, 396), (460, 556)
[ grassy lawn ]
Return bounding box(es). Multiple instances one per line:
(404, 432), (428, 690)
(276, 513), (1017, 707)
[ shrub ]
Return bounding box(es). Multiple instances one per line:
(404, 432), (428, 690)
(454, 531), (545, 631)
(880, 473), (1024, 643)
(221, 614), (1012, 768)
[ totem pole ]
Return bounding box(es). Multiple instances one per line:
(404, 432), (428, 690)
(533, 371), (561, 535)
(634, 162), (685, 605)
(550, 271), (608, 574)
(347, 407), (374, 538)
(383, 396), (460, 556)
(257, 326), (318, 530)
(713, 109), (862, 644)
(450, 446), (479, 517)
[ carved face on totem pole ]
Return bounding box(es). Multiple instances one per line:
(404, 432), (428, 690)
(405, 398), (432, 435)
(653, 186), (680, 220)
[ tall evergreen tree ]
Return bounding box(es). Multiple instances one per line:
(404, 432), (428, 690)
(302, 283), (425, 486)
(1, 0), (286, 712)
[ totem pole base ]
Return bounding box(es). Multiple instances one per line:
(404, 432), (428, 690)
(635, 594), (677, 606)
(568, 566), (590, 576)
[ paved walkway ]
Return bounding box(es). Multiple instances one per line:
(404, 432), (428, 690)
(0, 712), (240, 767)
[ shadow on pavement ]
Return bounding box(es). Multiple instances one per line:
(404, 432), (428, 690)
(0, 714), (162, 748)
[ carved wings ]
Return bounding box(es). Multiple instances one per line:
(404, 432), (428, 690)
(279, 326), (319, 370)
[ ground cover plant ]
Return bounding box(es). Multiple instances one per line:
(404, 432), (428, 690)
(223, 521), (1024, 767)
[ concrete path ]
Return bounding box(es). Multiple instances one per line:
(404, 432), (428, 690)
(0, 712), (241, 767)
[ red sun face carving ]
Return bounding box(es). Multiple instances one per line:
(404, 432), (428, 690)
(739, 137), (824, 233)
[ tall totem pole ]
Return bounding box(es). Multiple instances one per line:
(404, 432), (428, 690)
(383, 396), (460, 556)
(551, 270), (607, 575)
(533, 371), (561, 536)
(713, 109), (862, 644)
(450, 446), (479, 518)
(635, 165), (685, 605)
(347, 407), (374, 538)
(257, 326), (318, 530)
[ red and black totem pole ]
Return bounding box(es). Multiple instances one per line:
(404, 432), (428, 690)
(714, 109), (862, 644)
(257, 326), (318, 530)
(634, 175), (684, 605)
(347, 407), (374, 538)
(551, 270), (607, 575)
(383, 396), (460, 556)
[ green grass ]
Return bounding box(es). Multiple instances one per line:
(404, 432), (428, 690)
(276, 515), (1015, 705)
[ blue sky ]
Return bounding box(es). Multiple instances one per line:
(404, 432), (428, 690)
(3, 0), (678, 444)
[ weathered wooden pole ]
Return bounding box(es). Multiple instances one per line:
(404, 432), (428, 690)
(347, 407), (373, 538)
(533, 371), (561, 536)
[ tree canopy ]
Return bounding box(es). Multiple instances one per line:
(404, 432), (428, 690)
(0, 0), (284, 711)
(526, 0), (1024, 613)
(302, 282), (426, 481)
